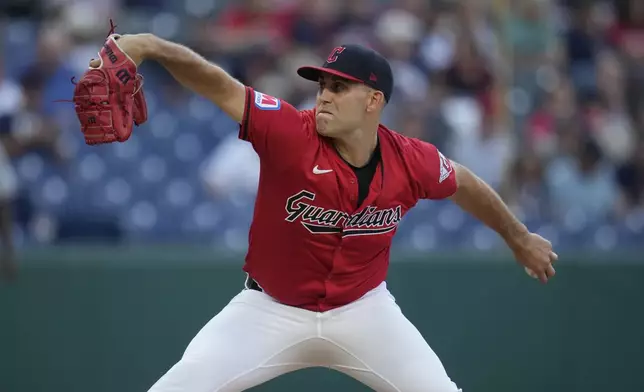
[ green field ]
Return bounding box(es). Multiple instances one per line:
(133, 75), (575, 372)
(1, 246), (643, 392)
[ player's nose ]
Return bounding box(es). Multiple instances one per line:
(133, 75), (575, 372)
(318, 87), (334, 103)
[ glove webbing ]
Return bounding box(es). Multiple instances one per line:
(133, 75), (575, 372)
(53, 18), (144, 139)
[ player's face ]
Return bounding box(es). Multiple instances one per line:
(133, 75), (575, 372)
(314, 74), (373, 137)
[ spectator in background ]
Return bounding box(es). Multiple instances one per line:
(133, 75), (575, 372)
(609, 0), (644, 64)
(563, 4), (602, 95)
(409, 84), (453, 152)
(22, 24), (76, 117)
(525, 78), (577, 157)
(0, 62), (67, 280)
(336, 0), (380, 45)
(0, 142), (17, 282)
(0, 63), (23, 121)
(418, 5), (458, 75)
(616, 138), (644, 215)
(395, 109), (429, 142)
(442, 34), (494, 100)
(5, 70), (65, 162)
(448, 100), (514, 191)
(208, 0), (296, 55)
(202, 0), (299, 91)
(457, 0), (500, 71)
(0, 66), (21, 274)
(501, 149), (550, 222)
(441, 31), (511, 191)
(200, 133), (260, 202)
(588, 51), (636, 164)
(1, 0), (642, 249)
(610, 0), (644, 121)
(375, 4), (427, 104)
(546, 136), (617, 224)
(291, 0), (342, 48)
(502, 0), (557, 100)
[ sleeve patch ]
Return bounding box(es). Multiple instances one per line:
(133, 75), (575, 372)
(438, 151), (453, 183)
(254, 91), (281, 110)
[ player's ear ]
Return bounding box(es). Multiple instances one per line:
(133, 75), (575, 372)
(365, 90), (384, 113)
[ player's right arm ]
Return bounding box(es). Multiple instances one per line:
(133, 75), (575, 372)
(107, 33), (246, 123)
(100, 34), (312, 162)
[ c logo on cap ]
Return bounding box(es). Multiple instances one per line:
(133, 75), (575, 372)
(326, 47), (345, 63)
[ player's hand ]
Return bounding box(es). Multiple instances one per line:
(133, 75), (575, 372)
(508, 232), (557, 284)
(89, 33), (152, 68)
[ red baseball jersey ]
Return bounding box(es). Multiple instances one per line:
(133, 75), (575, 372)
(238, 87), (457, 312)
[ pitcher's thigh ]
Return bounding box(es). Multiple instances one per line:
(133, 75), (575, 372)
(147, 290), (315, 392)
(327, 297), (461, 391)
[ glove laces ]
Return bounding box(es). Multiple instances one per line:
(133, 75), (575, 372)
(53, 18), (143, 138)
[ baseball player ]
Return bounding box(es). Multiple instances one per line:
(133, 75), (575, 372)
(87, 35), (558, 392)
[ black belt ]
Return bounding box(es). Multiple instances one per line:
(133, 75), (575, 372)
(244, 274), (263, 292)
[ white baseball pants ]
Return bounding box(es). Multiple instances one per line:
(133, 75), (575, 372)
(147, 281), (461, 392)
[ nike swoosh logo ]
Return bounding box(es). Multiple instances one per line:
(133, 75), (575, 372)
(313, 165), (333, 175)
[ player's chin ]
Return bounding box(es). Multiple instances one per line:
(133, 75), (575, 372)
(315, 121), (335, 137)
(315, 127), (332, 137)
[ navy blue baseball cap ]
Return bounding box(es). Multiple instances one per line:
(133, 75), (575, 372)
(297, 44), (394, 103)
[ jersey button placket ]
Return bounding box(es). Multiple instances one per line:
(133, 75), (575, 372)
(349, 176), (357, 203)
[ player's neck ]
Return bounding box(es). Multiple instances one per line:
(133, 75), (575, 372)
(333, 125), (379, 168)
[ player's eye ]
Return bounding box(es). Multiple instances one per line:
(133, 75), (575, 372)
(317, 81), (345, 95)
(318, 82), (325, 93)
(331, 82), (345, 92)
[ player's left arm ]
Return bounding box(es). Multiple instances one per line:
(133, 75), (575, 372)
(409, 139), (557, 284)
(448, 161), (529, 246)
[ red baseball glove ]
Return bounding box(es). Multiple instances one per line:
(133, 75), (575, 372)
(73, 34), (147, 145)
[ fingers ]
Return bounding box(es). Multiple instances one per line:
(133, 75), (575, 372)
(533, 263), (556, 284)
(89, 58), (101, 69)
(546, 263), (556, 278)
(525, 266), (538, 279)
(525, 266), (548, 284)
(549, 251), (559, 263)
(525, 259), (556, 284)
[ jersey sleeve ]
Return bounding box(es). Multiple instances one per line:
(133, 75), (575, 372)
(238, 86), (313, 160)
(407, 139), (458, 200)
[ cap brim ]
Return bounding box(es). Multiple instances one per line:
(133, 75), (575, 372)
(296, 66), (364, 84)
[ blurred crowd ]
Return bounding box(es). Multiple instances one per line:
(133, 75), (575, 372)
(0, 0), (643, 261)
